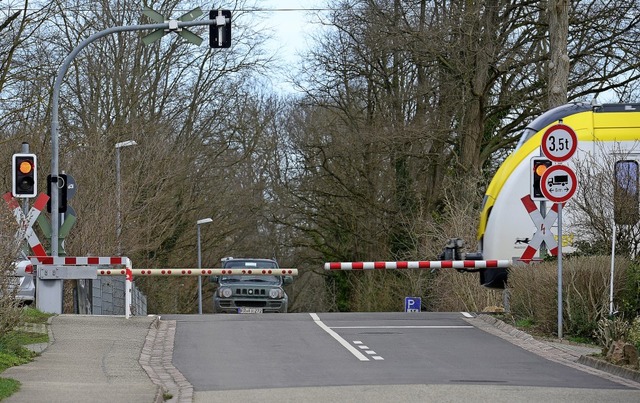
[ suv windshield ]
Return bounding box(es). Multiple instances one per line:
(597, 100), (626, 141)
(220, 259), (281, 284)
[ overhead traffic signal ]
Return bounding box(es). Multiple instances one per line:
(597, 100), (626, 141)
(209, 9), (231, 48)
(530, 157), (552, 200)
(12, 153), (37, 198)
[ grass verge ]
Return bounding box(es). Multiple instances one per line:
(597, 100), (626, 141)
(0, 307), (54, 400)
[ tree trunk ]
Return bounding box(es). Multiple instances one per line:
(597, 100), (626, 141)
(547, 0), (570, 108)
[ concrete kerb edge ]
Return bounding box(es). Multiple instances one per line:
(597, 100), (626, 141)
(469, 313), (640, 389)
(23, 314), (57, 354)
(140, 315), (166, 403)
(577, 355), (640, 383)
(140, 316), (194, 403)
(46, 315), (55, 345)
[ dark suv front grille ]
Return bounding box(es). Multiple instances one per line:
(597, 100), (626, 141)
(235, 288), (266, 296)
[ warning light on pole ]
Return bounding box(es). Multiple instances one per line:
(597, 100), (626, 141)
(209, 9), (231, 48)
(12, 153), (37, 198)
(530, 157), (552, 200)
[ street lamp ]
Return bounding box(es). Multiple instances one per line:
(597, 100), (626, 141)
(115, 140), (137, 255)
(197, 217), (213, 314)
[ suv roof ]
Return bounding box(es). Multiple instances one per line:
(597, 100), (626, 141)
(222, 258), (278, 269)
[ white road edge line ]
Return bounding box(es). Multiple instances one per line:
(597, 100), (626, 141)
(461, 312), (474, 318)
(310, 313), (369, 361)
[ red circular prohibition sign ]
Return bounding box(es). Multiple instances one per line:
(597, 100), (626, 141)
(540, 164), (578, 203)
(541, 123), (578, 162)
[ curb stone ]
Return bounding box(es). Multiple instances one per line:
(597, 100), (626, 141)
(577, 355), (640, 383)
(140, 317), (193, 403)
(466, 314), (640, 389)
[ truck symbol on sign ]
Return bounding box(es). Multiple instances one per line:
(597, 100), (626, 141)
(547, 174), (569, 190)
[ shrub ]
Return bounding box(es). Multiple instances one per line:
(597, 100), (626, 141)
(594, 316), (630, 352)
(0, 206), (24, 339)
(628, 316), (640, 351)
(508, 256), (629, 340)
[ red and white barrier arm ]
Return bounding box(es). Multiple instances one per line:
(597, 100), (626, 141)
(30, 256), (130, 266)
(98, 268), (298, 276)
(324, 260), (511, 270)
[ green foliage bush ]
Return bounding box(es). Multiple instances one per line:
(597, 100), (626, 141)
(619, 262), (640, 319)
(628, 317), (640, 351)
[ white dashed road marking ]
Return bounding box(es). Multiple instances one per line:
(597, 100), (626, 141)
(310, 313), (369, 361)
(312, 313), (473, 362)
(354, 340), (383, 360)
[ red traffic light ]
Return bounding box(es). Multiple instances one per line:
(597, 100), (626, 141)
(12, 153), (37, 198)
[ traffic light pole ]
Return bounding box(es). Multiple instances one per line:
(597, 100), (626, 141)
(46, 19), (219, 314)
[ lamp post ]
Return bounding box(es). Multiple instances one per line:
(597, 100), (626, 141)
(115, 140), (137, 255)
(197, 217), (213, 314)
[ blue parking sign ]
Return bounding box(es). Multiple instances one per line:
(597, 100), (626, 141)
(405, 297), (421, 312)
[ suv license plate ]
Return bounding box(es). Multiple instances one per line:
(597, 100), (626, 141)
(238, 307), (263, 314)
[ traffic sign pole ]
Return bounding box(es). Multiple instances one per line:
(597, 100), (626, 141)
(558, 203), (563, 339)
(540, 121), (578, 340)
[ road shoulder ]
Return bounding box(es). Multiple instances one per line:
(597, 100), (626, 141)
(466, 314), (640, 389)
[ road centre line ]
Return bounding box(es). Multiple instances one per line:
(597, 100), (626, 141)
(329, 325), (473, 329)
(310, 313), (369, 361)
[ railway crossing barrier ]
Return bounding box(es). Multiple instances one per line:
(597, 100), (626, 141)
(324, 260), (512, 271)
(30, 256), (134, 318)
(28, 256), (298, 318)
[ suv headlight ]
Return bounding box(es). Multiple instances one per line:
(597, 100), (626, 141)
(269, 288), (283, 299)
(219, 287), (232, 298)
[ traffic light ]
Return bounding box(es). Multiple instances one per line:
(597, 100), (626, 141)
(47, 174), (68, 214)
(12, 153), (37, 198)
(530, 157), (552, 200)
(209, 10), (231, 48)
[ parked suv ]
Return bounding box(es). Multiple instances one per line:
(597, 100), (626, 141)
(212, 258), (292, 313)
(0, 260), (35, 305)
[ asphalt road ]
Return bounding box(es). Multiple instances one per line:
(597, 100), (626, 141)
(163, 312), (640, 402)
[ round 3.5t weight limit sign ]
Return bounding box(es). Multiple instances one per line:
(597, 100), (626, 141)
(541, 123), (577, 162)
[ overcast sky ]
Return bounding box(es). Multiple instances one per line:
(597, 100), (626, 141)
(248, 0), (328, 93)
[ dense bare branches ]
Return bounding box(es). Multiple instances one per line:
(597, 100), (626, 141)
(1, 1), (640, 313)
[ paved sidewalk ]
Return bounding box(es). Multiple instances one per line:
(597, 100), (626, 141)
(3, 315), (161, 403)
